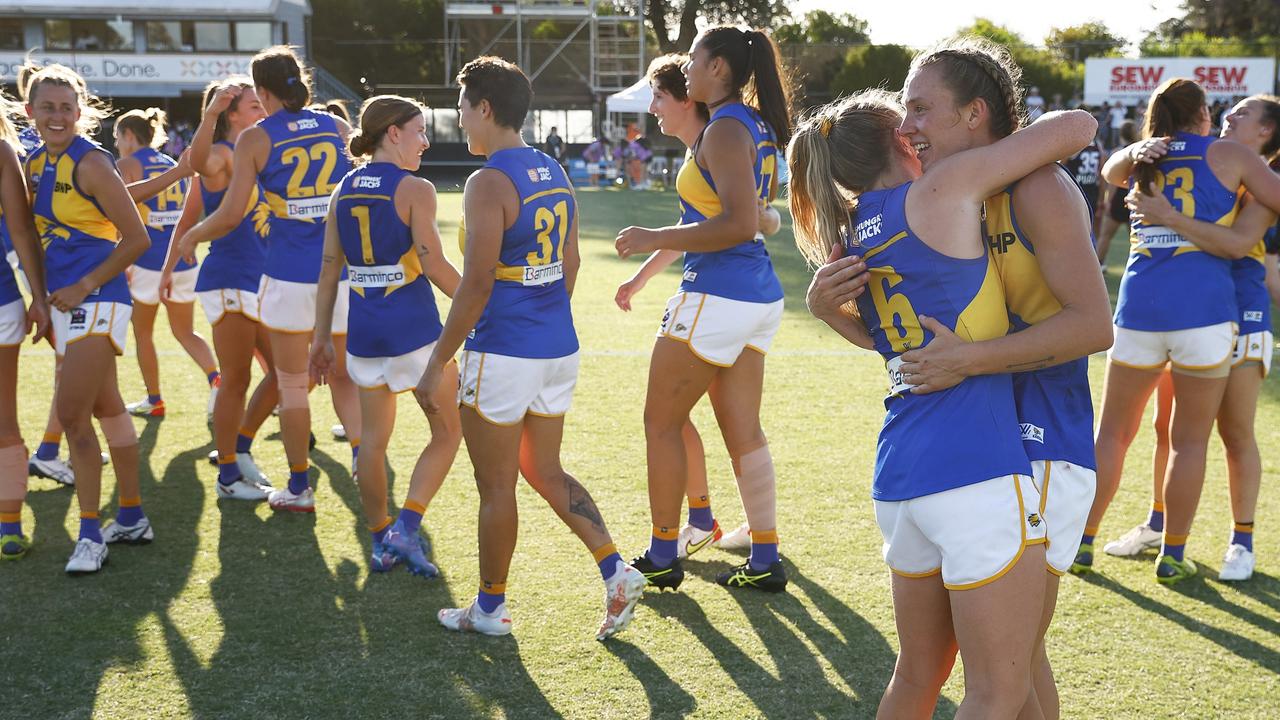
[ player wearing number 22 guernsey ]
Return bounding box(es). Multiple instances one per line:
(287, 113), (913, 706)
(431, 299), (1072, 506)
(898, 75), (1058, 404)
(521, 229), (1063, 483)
(851, 182), (1029, 502)
(259, 108), (351, 284)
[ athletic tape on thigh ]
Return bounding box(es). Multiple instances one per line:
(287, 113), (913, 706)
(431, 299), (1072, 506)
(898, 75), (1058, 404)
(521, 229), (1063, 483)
(99, 413), (137, 448)
(277, 369), (310, 409)
(735, 443), (777, 533)
(0, 442), (28, 501)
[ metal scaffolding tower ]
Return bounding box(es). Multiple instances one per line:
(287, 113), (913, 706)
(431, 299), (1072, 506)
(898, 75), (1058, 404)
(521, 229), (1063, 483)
(442, 0), (644, 106)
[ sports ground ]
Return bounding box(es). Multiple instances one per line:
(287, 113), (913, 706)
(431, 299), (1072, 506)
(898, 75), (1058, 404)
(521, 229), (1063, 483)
(3, 188), (1278, 718)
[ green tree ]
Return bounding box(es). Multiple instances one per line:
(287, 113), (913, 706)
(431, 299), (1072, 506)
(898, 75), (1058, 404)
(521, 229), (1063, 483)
(646, 0), (789, 53)
(775, 11), (870, 46)
(1044, 21), (1127, 63)
(953, 19), (1081, 108)
(310, 0), (444, 90)
(830, 44), (914, 95)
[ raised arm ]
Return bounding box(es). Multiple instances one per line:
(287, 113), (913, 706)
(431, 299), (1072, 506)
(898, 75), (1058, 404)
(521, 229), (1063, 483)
(405, 177), (460, 298)
(1233, 144), (1280, 216)
(182, 127), (267, 245)
(190, 86), (238, 177)
(127, 152), (192, 203)
(1102, 137), (1170, 188)
(926, 110), (1099, 205)
(1129, 187), (1275, 260)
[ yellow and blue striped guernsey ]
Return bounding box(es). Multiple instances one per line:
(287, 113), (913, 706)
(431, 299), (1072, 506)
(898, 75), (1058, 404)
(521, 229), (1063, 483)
(1115, 131), (1239, 331)
(27, 135), (129, 303)
(850, 181), (1029, 501)
(332, 161), (441, 358)
(676, 102), (783, 304)
(984, 168), (1096, 469)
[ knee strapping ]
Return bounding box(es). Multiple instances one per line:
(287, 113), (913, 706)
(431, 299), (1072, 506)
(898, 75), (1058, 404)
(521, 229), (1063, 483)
(734, 443), (777, 531)
(99, 413), (138, 448)
(0, 442), (28, 501)
(277, 370), (310, 410)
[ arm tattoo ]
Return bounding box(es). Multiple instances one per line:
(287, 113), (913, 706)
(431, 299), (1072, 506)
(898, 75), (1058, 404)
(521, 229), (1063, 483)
(565, 476), (605, 531)
(322, 253), (337, 263)
(415, 244), (430, 259)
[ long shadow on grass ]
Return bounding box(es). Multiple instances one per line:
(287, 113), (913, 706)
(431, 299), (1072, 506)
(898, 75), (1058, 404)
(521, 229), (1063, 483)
(1083, 572), (1280, 673)
(604, 637), (697, 719)
(10, 421), (205, 717)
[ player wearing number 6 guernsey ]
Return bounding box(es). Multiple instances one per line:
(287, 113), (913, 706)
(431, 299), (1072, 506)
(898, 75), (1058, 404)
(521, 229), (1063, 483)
(419, 57), (645, 640)
(114, 109), (220, 421)
(183, 46), (362, 514)
(311, 95), (463, 578)
(1084, 78), (1280, 585)
(792, 91), (1098, 716)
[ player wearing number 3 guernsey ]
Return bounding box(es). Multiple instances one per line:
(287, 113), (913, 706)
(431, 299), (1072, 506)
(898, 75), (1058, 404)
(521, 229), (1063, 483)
(183, 46), (360, 513)
(791, 90), (1097, 716)
(418, 57), (645, 640)
(1082, 78), (1280, 585)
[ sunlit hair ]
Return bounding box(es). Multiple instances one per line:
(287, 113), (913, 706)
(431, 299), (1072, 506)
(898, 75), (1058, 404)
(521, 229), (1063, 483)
(349, 95), (428, 157)
(116, 107), (169, 150)
(0, 94), (19, 149)
(1137, 77), (1206, 191)
(201, 76), (255, 144)
(908, 36), (1025, 139)
(252, 46), (312, 113)
(647, 54), (708, 122)
(788, 89), (906, 268)
(20, 62), (111, 136)
(698, 26), (794, 147)
(457, 56), (532, 131)
(1246, 94), (1280, 158)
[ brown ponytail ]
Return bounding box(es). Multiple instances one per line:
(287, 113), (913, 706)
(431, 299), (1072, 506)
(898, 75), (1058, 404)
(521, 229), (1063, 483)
(251, 46), (311, 113)
(116, 107), (169, 149)
(788, 89), (905, 268)
(699, 26), (794, 147)
(1136, 78), (1206, 192)
(348, 95), (426, 157)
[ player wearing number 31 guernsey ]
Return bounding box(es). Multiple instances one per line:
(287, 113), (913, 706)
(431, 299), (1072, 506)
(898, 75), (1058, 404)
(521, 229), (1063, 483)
(418, 57), (645, 641)
(791, 90), (1098, 715)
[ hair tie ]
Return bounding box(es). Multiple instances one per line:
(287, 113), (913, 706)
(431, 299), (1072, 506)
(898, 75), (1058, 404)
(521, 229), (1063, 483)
(286, 77), (298, 86)
(819, 117), (833, 138)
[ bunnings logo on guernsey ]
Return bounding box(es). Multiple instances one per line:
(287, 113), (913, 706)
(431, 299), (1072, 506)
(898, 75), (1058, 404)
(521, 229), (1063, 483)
(287, 118), (320, 132)
(353, 175), (382, 189)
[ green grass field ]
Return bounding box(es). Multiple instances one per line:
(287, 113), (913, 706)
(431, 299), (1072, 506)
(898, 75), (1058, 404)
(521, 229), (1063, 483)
(3, 187), (1279, 718)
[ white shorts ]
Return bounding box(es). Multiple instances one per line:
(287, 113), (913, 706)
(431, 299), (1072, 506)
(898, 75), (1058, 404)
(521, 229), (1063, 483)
(1110, 321), (1235, 376)
(0, 299), (24, 346)
(258, 277), (349, 335)
(1232, 330), (1273, 377)
(198, 288), (261, 325)
(874, 474), (1048, 590)
(129, 266), (197, 305)
(657, 292), (784, 367)
(347, 342), (435, 394)
(52, 302), (131, 356)
(1031, 460), (1096, 575)
(458, 350), (578, 426)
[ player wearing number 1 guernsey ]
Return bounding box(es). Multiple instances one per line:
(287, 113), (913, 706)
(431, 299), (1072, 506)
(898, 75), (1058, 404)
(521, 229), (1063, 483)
(180, 46), (360, 514)
(421, 57), (645, 641)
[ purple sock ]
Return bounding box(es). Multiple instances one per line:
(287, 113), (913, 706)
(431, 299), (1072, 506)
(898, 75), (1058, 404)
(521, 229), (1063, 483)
(235, 433), (253, 454)
(597, 551), (622, 581)
(116, 504), (145, 526)
(79, 516), (102, 543)
(35, 440), (60, 461)
(288, 468), (309, 495)
(397, 505), (424, 535)
(217, 460), (240, 486)
(477, 588), (505, 613)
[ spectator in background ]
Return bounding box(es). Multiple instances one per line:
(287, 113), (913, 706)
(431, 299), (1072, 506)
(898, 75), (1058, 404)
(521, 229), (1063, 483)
(626, 133), (652, 189)
(1050, 93), (1064, 112)
(545, 126), (565, 167)
(1026, 86), (1045, 121)
(1108, 101), (1128, 148)
(582, 136), (611, 186)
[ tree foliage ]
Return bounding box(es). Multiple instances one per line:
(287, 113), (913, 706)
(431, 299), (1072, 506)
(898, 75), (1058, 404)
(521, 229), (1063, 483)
(829, 44), (914, 96)
(1044, 22), (1128, 63)
(775, 11), (870, 46)
(310, 0), (444, 90)
(646, 0), (789, 53)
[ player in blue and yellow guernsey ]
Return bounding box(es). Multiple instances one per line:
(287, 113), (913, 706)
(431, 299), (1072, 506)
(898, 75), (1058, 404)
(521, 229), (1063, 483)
(417, 57), (646, 641)
(1113, 95), (1280, 585)
(166, 77), (278, 500)
(613, 54), (787, 559)
(182, 47), (361, 513)
(873, 40), (1114, 719)
(310, 95), (462, 578)
(112, 108), (220, 421)
(22, 63), (156, 574)
(614, 26), (795, 594)
(0, 101), (50, 562)
(1089, 79), (1280, 586)
(793, 90), (1098, 717)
